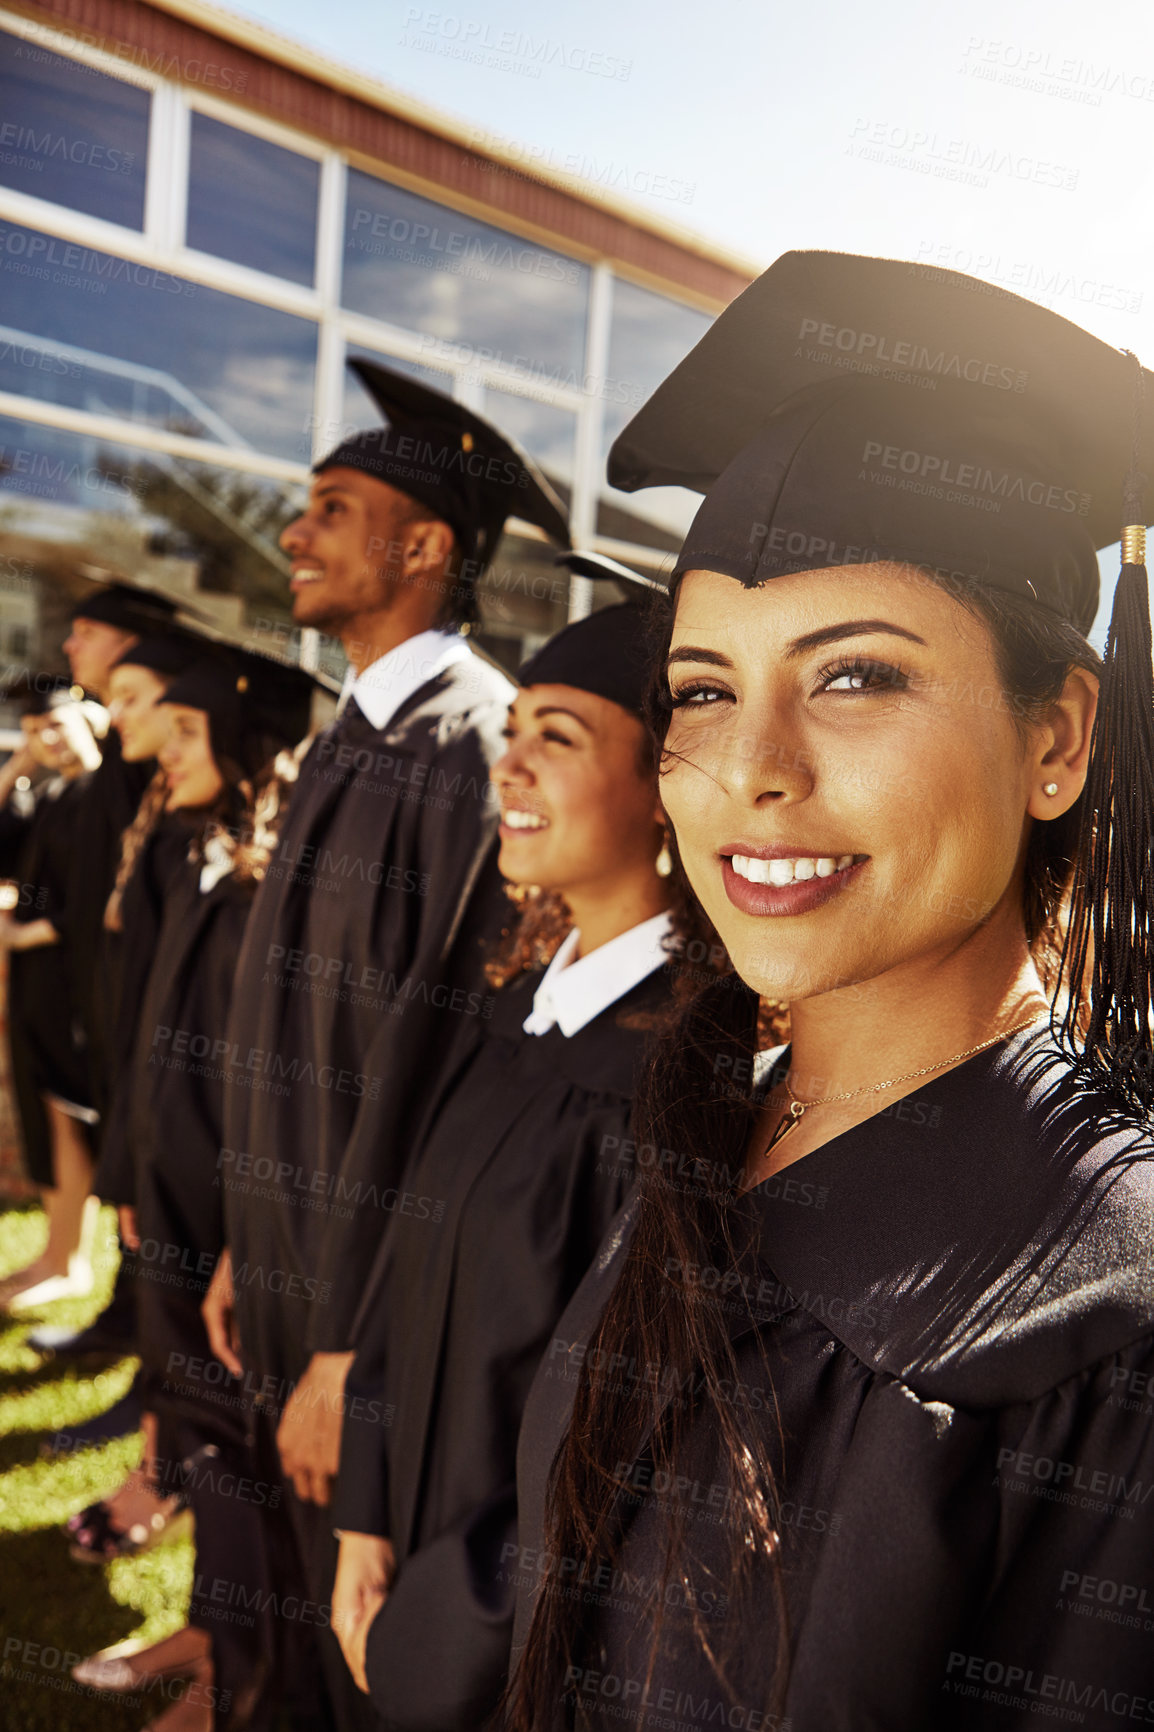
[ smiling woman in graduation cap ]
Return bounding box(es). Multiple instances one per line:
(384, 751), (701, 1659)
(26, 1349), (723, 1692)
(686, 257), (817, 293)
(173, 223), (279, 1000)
(507, 253), (1154, 1732)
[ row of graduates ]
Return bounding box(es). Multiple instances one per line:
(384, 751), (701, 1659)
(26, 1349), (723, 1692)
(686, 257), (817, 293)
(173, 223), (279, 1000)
(4, 362), (714, 1732)
(13, 253), (1154, 1732)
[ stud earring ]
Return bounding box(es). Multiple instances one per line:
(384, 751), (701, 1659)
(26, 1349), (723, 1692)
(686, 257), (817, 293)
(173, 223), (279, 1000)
(1043, 782), (1059, 796)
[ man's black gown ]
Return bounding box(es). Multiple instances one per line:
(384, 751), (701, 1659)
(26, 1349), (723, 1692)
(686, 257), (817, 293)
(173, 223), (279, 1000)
(221, 650), (510, 1730)
(512, 1030), (1154, 1731)
(222, 654), (512, 1393)
(334, 960), (673, 1730)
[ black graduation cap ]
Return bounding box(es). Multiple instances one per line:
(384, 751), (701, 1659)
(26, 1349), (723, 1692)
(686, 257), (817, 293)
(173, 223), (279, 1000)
(610, 248), (1154, 1112)
(71, 580), (180, 635)
(112, 629), (209, 682)
(316, 358), (571, 578)
(609, 250), (1153, 633)
(160, 646), (321, 777)
(518, 604), (653, 717)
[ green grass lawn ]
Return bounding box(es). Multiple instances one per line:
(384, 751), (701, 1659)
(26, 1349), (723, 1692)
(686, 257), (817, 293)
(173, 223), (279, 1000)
(0, 1201), (194, 1731)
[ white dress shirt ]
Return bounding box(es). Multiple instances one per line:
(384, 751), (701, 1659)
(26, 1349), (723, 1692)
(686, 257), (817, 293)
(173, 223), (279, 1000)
(340, 629), (474, 731)
(522, 911), (674, 1038)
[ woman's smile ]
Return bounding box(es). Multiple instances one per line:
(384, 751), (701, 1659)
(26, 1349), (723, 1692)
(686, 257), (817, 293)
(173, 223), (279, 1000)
(721, 848), (867, 915)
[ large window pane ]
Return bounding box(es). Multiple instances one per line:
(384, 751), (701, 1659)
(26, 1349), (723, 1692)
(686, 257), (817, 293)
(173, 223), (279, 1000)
(598, 277), (713, 551)
(0, 415), (330, 674)
(343, 169), (588, 381)
(187, 112), (319, 286)
(482, 388), (576, 508)
(0, 28), (150, 230)
(475, 527), (571, 675)
(0, 224), (316, 461)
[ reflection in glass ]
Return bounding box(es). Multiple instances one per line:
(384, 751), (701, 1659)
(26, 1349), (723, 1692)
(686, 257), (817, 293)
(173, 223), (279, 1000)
(475, 527), (571, 674)
(187, 113), (319, 286)
(342, 169), (588, 381)
(597, 277), (713, 550)
(0, 28), (150, 229)
(0, 414), (318, 669)
(482, 388), (576, 508)
(0, 224), (316, 461)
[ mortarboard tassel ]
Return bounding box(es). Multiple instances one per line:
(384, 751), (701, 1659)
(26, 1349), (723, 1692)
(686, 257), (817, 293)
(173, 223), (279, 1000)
(1059, 354), (1154, 1110)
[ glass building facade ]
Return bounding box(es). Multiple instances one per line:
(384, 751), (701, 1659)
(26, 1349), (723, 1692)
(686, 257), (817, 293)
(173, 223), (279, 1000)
(0, 8), (730, 682)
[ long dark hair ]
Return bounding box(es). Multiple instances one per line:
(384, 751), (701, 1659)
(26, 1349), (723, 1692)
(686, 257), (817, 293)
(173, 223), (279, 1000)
(507, 570), (1104, 1728)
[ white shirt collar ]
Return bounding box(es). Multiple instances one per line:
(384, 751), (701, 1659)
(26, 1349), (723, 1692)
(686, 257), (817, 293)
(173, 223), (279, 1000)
(522, 911), (673, 1038)
(340, 629), (473, 731)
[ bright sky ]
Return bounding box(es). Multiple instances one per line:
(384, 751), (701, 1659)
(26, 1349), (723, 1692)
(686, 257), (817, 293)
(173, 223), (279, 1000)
(220, 0), (1153, 640)
(223, 0), (1154, 355)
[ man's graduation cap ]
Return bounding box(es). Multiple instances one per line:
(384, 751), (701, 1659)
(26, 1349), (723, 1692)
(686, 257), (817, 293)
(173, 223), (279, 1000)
(316, 358), (571, 582)
(609, 250), (1154, 1108)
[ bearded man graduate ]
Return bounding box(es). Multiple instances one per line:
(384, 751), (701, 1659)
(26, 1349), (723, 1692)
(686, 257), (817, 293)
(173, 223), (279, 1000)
(203, 360), (569, 1730)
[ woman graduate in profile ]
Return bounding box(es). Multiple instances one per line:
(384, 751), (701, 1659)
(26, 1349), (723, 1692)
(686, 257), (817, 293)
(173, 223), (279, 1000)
(330, 599), (721, 1730)
(507, 253), (1154, 1732)
(72, 652), (314, 1731)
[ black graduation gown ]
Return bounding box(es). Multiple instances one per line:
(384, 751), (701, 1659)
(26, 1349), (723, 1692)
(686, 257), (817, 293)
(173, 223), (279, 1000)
(335, 962), (671, 1732)
(94, 811), (209, 1210)
(57, 729), (152, 1131)
(512, 1030), (1154, 1732)
(0, 776), (93, 1184)
(117, 856), (255, 1414)
(106, 848), (273, 1724)
(222, 652), (512, 1392)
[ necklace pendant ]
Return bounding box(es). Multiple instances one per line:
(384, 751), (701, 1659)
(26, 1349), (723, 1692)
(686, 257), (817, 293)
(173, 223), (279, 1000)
(764, 1102), (803, 1157)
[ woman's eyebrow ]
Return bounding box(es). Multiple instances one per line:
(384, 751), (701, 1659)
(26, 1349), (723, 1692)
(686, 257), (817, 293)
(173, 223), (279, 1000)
(785, 619), (928, 657)
(665, 646), (736, 671)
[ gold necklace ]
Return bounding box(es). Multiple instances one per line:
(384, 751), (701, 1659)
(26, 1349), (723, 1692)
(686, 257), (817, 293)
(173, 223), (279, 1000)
(760, 1015), (1046, 1160)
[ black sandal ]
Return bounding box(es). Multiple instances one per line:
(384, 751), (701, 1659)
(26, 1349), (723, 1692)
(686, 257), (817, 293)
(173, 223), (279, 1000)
(65, 1491), (191, 1563)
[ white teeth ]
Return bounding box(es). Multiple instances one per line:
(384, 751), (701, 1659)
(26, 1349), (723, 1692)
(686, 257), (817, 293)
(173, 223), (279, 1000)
(730, 853), (856, 885)
(293, 569), (324, 582)
(503, 809), (549, 831)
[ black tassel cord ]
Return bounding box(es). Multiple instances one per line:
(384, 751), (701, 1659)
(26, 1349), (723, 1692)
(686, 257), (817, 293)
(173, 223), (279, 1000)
(1058, 354), (1154, 1111)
